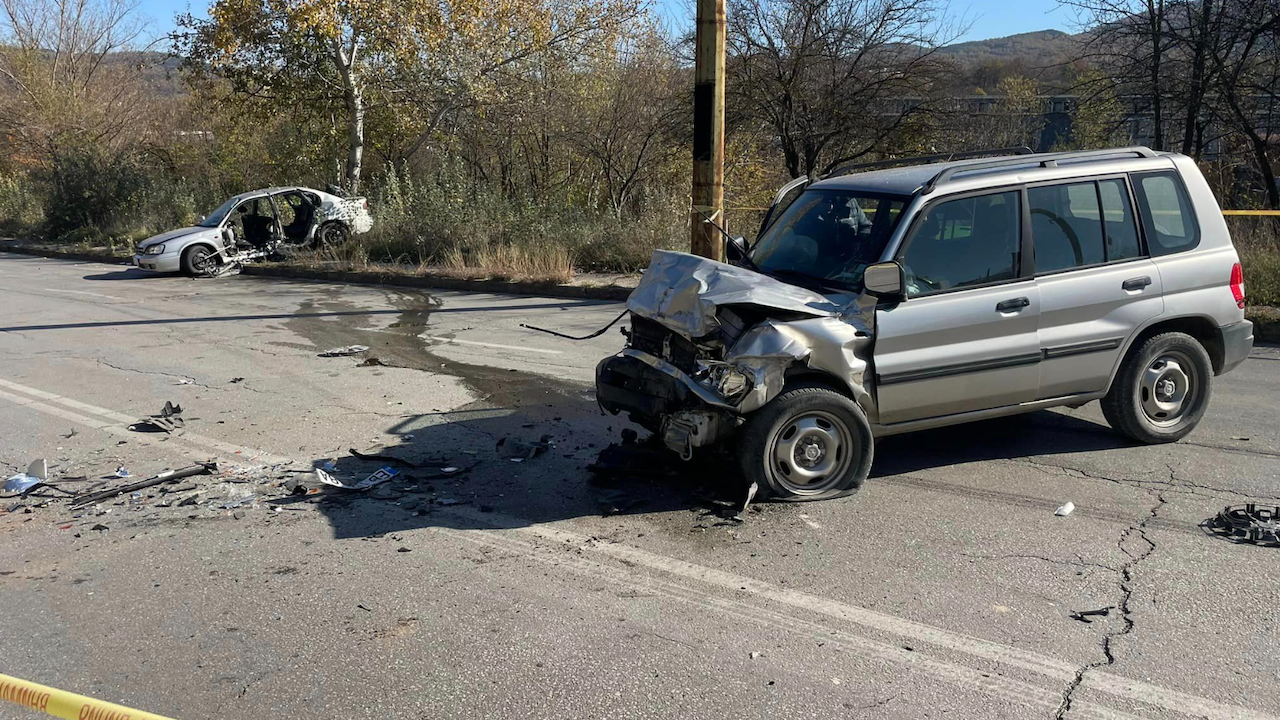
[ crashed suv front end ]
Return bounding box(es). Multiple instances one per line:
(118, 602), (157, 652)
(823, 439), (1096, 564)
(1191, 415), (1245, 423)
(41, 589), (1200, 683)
(596, 250), (875, 460)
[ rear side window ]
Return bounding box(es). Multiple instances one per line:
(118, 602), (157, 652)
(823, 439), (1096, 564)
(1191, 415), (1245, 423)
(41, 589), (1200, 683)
(1029, 182), (1106, 273)
(1132, 171), (1199, 255)
(1098, 179), (1142, 261)
(899, 190), (1021, 297)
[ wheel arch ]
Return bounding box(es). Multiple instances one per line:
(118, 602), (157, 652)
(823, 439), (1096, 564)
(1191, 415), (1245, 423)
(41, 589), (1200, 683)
(1106, 314), (1225, 394)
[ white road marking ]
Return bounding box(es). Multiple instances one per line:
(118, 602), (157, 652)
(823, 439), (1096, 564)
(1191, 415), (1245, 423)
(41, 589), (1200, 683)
(424, 335), (563, 354)
(437, 505), (1277, 720)
(41, 288), (125, 301)
(0, 377), (292, 465)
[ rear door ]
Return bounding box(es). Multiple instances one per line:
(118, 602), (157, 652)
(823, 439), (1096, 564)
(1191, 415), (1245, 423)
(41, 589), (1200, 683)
(874, 188), (1042, 425)
(1029, 176), (1163, 399)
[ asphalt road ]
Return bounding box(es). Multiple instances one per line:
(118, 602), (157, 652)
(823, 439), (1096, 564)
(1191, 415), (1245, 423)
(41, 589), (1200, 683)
(1, 251), (1277, 720)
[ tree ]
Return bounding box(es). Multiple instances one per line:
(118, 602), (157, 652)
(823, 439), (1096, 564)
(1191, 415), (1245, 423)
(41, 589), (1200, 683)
(727, 0), (961, 178)
(1063, 0), (1175, 150)
(1206, 0), (1280, 208)
(570, 27), (685, 217)
(0, 0), (150, 163)
(177, 0), (637, 193)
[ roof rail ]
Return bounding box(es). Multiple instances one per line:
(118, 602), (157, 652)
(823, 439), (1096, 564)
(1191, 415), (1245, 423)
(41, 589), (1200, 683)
(825, 146), (1033, 180)
(919, 146), (1158, 194)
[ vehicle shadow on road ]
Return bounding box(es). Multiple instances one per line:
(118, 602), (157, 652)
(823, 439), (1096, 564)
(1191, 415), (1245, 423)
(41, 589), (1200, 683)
(296, 378), (1131, 540)
(871, 410), (1130, 478)
(294, 387), (751, 540)
(82, 268), (171, 281)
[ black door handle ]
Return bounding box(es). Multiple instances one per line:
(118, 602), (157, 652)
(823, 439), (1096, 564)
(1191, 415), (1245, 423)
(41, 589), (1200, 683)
(996, 297), (1031, 313)
(1122, 276), (1152, 291)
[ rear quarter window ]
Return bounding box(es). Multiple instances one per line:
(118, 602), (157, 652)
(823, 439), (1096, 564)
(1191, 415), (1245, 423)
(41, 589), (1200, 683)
(1132, 171), (1199, 255)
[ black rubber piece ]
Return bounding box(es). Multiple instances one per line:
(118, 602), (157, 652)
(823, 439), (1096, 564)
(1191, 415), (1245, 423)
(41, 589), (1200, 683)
(1101, 331), (1213, 444)
(737, 382), (874, 502)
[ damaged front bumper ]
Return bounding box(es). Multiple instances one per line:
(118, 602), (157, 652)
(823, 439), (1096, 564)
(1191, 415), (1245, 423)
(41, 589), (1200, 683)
(596, 350), (738, 459)
(596, 250), (876, 459)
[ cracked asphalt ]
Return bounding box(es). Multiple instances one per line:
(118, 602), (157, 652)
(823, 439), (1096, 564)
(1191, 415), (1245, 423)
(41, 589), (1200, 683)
(1, 252), (1278, 720)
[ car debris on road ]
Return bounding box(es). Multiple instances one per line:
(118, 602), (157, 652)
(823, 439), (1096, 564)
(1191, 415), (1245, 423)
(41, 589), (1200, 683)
(1203, 503), (1280, 546)
(318, 345), (369, 357)
(130, 401), (185, 434)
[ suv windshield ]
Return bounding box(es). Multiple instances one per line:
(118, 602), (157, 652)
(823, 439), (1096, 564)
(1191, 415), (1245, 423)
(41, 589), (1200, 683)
(749, 189), (908, 292)
(196, 197), (242, 228)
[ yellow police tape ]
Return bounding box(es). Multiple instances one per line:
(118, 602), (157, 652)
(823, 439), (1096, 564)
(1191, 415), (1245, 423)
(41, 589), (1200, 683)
(0, 673), (177, 720)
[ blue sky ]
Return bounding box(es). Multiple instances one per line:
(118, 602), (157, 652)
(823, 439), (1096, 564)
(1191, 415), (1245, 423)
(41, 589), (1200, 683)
(134, 0), (1075, 45)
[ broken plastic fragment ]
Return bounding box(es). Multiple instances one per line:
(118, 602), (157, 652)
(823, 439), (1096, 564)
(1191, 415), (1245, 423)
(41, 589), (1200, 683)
(1055, 501), (1075, 517)
(317, 345), (369, 357)
(315, 466), (400, 491)
(3, 459), (47, 495)
(114, 466), (130, 478)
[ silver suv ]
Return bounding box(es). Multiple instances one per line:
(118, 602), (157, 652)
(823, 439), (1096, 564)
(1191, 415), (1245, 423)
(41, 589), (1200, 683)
(596, 147), (1254, 501)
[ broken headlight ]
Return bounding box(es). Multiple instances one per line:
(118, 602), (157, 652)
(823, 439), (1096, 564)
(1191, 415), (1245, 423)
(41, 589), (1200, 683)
(144, 244), (165, 255)
(700, 362), (754, 403)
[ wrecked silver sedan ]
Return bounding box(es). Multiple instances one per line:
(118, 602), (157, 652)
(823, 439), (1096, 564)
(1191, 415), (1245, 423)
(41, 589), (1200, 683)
(597, 148), (1253, 501)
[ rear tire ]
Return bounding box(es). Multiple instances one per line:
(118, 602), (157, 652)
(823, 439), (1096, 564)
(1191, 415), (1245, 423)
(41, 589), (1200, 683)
(1101, 331), (1212, 444)
(738, 382), (873, 501)
(315, 221), (349, 248)
(180, 245), (217, 277)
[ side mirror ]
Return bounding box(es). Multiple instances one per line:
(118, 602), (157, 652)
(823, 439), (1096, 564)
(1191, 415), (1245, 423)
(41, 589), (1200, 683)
(864, 261), (905, 300)
(198, 215), (206, 223)
(725, 235), (750, 264)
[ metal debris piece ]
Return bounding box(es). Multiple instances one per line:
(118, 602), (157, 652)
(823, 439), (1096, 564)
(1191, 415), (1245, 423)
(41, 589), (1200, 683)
(71, 463), (216, 507)
(230, 377), (245, 383)
(521, 308), (630, 341)
(359, 357), (386, 367)
(740, 481), (759, 517)
(221, 495), (256, 510)
(496, 436), (553, 460)
(349, 448), (420, 468)
(315, 466), (400, 491)
(115, 466), (130, 478)
(3, 459), (47, 495)
(1055, 501), (1075, 517)
(131, 401), (185, 434)
(1202, 503), (1280, 547)
(1069, 607), (1113, 623)
(317, 345), (369, 357)
(175, 378), (194, 385)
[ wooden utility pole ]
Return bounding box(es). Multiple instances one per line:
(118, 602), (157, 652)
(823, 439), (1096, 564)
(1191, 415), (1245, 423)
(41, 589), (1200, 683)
(690, 0), (726, 260)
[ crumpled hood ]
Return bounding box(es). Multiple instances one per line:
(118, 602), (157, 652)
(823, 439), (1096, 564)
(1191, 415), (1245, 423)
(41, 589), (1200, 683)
(627, 250), (839, 338)
(138, 226), (215, 250)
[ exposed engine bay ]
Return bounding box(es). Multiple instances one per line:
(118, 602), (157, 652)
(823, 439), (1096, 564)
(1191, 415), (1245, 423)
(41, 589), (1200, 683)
(596, 250), (876, 460)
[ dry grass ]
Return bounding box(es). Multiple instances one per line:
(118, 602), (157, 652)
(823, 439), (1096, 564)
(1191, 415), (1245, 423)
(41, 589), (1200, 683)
(440, 245), (574, 284)
(1228, 217), (1280, 307)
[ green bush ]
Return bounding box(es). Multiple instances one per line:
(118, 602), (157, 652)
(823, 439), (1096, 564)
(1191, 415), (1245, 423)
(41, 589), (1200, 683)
(0, 172), (44, 236)
(42, 144), (150, 242)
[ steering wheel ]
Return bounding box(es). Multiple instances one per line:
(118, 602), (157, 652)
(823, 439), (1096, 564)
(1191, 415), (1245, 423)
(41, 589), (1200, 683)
(1031, 208), (1083, 266)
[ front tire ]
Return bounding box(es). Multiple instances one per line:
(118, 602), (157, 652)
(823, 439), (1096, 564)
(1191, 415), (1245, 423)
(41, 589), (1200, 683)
(738, 382), (873, 501)
(1101, 331), (1213, 444)
(180, 245), (217, 277)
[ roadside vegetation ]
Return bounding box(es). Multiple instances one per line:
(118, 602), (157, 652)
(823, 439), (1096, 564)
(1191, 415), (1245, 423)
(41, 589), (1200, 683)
(0, 0), (1278, 296)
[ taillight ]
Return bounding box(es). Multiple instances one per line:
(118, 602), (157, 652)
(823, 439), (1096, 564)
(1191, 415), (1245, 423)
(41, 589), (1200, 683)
(1230, 262), (1245, 309)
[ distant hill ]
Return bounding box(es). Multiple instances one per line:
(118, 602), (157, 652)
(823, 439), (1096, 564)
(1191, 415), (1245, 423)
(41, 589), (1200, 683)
(937, 30), (1085, 91)
(940, 29), (1082, 64)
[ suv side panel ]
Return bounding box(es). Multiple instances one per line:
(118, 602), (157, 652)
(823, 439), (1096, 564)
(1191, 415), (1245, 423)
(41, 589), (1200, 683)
(1035, 261), (1164, 398)
(1149, 156), (1246, 330)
